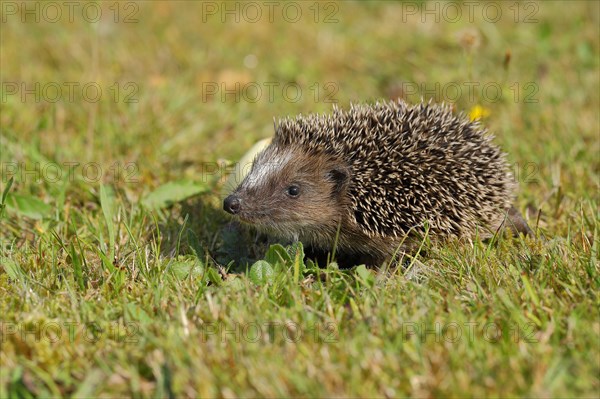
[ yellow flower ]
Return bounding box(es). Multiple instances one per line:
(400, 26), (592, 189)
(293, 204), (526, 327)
(469, 105), (491, 121)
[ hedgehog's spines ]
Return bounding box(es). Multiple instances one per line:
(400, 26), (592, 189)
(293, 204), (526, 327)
(269, 100), (514, 240)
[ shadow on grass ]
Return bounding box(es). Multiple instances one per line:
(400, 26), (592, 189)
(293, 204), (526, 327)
(154, 196), (270, 273)
(151, 197), (357, 272)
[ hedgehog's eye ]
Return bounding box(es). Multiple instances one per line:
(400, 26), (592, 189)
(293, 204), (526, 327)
(286, 185), (300, 198)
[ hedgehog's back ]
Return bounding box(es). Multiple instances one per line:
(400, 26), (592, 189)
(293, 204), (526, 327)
(274, 100), (515, 239)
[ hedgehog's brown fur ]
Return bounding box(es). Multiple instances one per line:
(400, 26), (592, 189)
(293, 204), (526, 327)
(224, 100), (531, 265)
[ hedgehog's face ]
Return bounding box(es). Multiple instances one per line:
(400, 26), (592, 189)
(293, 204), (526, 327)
(223, 146), (350, 239)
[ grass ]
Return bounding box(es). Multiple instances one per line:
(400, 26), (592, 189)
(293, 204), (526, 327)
(1, 1), (599, 397)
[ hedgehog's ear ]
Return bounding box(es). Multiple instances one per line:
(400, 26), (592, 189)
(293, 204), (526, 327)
(327, 165), (349, 196)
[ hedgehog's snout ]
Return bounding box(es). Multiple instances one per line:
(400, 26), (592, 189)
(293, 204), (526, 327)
(223, 195), (241, 215)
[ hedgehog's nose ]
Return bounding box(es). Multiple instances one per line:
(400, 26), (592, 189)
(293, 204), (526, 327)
(223, 195), (241, 215)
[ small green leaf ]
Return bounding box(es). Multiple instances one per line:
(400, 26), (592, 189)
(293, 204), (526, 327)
(305, 258), (318, 271)
(287, 241), (305, 265)
(265, 244), (292, 266)
(5, 193), (52, 220)
(207, 267), (223, 286)
(169, 255), (204, 280)
(355, 264), (375, 287)
(142, 180), (208, 210)
(249, 260), (274, 285)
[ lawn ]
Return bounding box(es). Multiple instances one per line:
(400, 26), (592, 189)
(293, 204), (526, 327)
(1, 1), (599, 397)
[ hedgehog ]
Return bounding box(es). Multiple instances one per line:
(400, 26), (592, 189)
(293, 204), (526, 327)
(223, 100), (532, 266)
